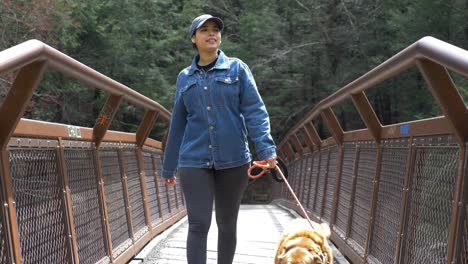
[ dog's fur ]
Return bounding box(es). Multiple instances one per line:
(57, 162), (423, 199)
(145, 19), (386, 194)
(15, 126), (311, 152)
(275, 219), (333, 264)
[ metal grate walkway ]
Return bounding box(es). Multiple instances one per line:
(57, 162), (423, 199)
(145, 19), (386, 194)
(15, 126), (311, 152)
(133, 203), (348, 264)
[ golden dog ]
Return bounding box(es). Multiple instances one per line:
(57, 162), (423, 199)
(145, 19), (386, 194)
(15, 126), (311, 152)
(275, 218), (333, 264)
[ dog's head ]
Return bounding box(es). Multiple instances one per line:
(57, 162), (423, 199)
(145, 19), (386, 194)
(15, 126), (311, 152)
(275, 223), (332, 264)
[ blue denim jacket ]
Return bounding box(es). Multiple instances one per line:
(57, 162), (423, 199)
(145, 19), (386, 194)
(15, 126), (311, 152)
(161, 50), (276, 178)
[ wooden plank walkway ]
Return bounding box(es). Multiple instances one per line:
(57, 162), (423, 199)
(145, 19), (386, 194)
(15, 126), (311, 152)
(134, 203), (348, 264)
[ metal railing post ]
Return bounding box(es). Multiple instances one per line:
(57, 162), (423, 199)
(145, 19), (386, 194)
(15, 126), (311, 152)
(57, 138), (79, 263)
(94, 147), (114, 262)
(346, 145), (361, 239)
(117, 144), (135, 241)
(364, 144), (383, 261)
(136, 149), (152, 232)
(0, 60), (47, 263)
(151, 156), (164, 223)
(395, 137), (416, 264)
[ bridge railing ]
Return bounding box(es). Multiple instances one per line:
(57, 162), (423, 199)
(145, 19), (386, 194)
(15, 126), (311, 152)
(275, 36), (468, 264)
(0, 40), (185, 264)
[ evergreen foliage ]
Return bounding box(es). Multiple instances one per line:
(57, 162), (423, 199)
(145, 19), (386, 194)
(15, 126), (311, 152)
(1, 0), (467, 141)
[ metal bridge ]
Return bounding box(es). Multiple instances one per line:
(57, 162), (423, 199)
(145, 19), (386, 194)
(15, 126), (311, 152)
(0, 36), (467, 263)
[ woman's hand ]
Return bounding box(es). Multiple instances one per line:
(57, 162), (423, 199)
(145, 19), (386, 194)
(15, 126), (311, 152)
(265, 156), (277, 168)
(164, 177), (176, 186)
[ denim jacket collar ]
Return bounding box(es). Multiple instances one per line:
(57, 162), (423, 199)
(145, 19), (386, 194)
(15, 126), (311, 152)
(187, 49), (230, 75)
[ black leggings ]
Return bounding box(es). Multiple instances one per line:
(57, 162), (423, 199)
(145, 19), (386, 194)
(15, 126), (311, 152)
(178, 163), (250, 264)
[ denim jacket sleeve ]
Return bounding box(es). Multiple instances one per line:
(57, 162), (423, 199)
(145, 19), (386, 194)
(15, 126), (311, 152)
(238, 62), (276, 160)
(162, 74), (187, 178)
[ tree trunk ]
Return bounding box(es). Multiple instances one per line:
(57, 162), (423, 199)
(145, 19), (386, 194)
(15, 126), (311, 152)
(465, 0), (468, 42)
(326, 0), (340, 76)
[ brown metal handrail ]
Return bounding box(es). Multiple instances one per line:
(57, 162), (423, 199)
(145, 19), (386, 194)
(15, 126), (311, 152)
(279, 36), (468, 148)
(0, 39), (171, 118)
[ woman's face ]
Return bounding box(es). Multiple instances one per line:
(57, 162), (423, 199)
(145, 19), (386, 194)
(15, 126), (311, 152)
(191, 20), (221, 52)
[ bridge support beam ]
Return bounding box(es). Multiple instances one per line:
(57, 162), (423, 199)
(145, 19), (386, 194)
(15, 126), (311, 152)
(320, 108), (344, 146)
(290, 134), (304, 156)
(351, 92), (382, 143)
(305, 122), (322, 150)
(93, 95), (122, 148)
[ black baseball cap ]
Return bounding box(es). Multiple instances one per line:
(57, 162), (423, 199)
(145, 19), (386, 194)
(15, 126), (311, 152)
(189, 14), (224, 38)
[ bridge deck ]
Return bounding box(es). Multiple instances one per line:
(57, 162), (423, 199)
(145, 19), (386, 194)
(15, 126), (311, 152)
(133, 203), (348, 264)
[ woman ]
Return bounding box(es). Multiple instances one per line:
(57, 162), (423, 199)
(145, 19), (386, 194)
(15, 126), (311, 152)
(162, 14), (276, 264)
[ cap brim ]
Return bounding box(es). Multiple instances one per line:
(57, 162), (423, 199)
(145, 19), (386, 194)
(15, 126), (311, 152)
(197, 17), (224, 31)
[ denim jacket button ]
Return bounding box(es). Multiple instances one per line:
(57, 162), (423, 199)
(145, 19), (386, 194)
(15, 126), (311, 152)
(206, 162), (210, 166)
(208, 145), (212, 149)
(204, 86), (208, 90)
(206, 106), (211, 111)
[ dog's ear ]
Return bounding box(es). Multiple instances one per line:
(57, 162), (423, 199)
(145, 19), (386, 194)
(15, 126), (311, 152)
(275, 247), (287, 264)
(319, 223), (331, 239)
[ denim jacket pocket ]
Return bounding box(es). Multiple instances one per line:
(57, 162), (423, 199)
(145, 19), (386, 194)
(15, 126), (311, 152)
(180, 81), (199, 111)
(214, 75), (240, 106)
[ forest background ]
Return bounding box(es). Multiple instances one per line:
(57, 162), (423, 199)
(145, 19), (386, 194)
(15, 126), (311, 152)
(1, 0), (468, 143)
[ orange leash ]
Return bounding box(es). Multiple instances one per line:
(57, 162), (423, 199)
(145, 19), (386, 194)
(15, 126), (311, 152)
(248, 160), (315, 229)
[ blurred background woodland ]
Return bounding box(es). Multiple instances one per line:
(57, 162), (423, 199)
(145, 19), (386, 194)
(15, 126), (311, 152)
(1, 0), (468, 141)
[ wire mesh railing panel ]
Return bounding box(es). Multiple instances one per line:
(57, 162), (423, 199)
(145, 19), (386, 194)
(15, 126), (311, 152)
(0, 164), (9, 264)
(8, 147), (71, 264)
(334, 143), (356, 238)
(295, 158), (304, 204)
(151, 153), (169, 219)
(152, 151), (185, 212)
(143, 151), (162, 227)
(164, 155), (178, 215)
(64, 148), (108, 264)
(315, 149), (329, 218)
(287, 160), (297, 200)
(99, 148), (131, 257)
(323, 146), (338, 223)
(368, 144), (408, 264)
(300, 157), (309, 205)
(294, 158), (301, 203)
(308, 153), (320, 213)
(293, 160), (301, 200)
(122, 147), (147, 239)
(168, 185), (178, 214)
(401, 145), (458, 264)
(459, 199), (468, 264)
(303, 154), (314, 209)
(0, 212), (6, 264)
(460, 142), (468, 264)
(349, 145), (377, 257)
(290, 158), (300, 202)
(286, 160), (295, 201)
(161, 147), (179, 214)
(176, 176), (185, 208)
